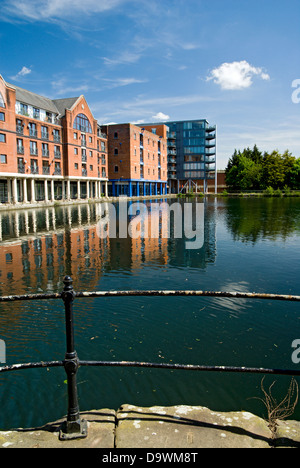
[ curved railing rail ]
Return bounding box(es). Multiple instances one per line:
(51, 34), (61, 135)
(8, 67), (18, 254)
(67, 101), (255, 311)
(0, 276), (299, 440)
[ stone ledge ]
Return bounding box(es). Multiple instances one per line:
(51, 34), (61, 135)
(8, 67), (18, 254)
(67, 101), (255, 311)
(1, 405), (300, 448)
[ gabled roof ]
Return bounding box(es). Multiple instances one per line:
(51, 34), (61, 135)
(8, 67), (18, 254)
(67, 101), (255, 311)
(7, 82), (60, 114)
(52, 97), (80, 117)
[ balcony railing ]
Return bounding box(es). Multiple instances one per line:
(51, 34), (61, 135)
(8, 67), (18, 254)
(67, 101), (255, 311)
(82, 169), (87, 177)
(30, 166), (39, 175)
(16, 125), (24, 135)
(53, 135), (61, 143)
(29, 129), (38, 138)
(17, 146), (24, 155)
(54, 151), (61, 160)
(54, 167), (62, 176)
(42, 166), (50, 175)
(30, 148), (38, 156)
(18, 164), (25, 174)
(41, 132), (49, 141)
(42, 150), (49, 158)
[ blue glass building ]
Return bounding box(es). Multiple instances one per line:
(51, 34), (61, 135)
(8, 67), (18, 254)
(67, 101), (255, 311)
(166, 119), (216, 193)
(141, 119), (216, 194)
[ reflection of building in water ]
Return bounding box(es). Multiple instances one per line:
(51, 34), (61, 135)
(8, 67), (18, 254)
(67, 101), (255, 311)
(106, 201), (169, 270)
(0, 200), (218, 294)
(0, 204), (110, 295)
(166, 200), (217, 268)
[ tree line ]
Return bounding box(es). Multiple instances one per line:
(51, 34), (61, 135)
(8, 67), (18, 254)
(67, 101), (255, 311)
(225, 145), (300, 191)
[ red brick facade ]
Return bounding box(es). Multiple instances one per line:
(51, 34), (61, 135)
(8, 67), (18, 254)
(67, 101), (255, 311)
(104, 123), (168, 196)
(0, 74), (108, 204)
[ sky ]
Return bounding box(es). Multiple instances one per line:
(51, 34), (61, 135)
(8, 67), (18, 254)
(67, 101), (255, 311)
(0, 0), (299, 169)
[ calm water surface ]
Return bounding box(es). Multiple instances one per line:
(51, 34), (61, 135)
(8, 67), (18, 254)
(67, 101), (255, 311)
(0, 197), (300, 430)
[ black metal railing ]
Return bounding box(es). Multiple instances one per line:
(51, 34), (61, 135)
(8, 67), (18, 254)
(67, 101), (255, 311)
(0, 276), (300, 441)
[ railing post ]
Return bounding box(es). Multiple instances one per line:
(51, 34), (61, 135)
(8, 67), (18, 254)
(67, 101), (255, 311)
(59, 276), (87, 440)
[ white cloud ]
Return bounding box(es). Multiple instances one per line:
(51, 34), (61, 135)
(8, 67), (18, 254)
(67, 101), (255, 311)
(102, 78), (147, 88)
(12, 66), (32, 80)
(102, 51), (142, 67)
(207, 60), (270, 90)
(2, 0), (129, 21)
(151, 112), (170, 121)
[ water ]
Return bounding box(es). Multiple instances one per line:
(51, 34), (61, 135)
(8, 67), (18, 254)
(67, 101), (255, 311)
(0, 197), (300, 430)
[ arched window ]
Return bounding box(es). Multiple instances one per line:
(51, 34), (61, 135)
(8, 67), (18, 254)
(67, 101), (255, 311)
(0, 92), (5, 108)
(73, 114), (92, 133)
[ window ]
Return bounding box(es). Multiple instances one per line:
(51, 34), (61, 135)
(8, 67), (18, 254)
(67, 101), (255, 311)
(75, 163), (78, 170)
(89, 165), (93, 171)
(0, 154), (7, 163)
(53, 129), (60, 142)
(41, 126), (49, 139)
(20, 103), (28, 116)
(73, 114), (92, 133)
(114, 148), (118, 155)
(29, 123), (37, 137)
(114, 132), (118, 139)
(74, 132), (78, 140)
(33, 108), (40, 119)
(0, 134), (5, 143)
(89, 136), (92, 143)
(0, 112), (5, 121)
(114, 165), (119, 173)
(74, 148), (78, 155)
(0, 92), (5, 108)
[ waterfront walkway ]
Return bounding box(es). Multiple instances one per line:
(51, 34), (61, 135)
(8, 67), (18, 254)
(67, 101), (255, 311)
(1, 404), (300, 448)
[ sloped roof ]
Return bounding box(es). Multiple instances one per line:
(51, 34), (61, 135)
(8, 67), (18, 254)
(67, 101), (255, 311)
(52, 97), (80, 116)
(7, 82), (60, 114)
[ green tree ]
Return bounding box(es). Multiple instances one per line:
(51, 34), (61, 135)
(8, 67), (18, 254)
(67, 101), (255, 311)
(289, 158), (300, 189)
(225, 146), (262, 191)
(261, 151), (286, 189)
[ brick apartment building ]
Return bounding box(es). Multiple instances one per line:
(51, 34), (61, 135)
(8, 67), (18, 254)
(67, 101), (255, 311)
(0, 74), (108, 205)
(104, 123), (168, 197)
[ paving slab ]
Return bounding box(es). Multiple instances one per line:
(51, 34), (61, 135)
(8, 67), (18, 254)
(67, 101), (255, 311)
(115, 404), (279, 449)
(0, 409), (116, 448)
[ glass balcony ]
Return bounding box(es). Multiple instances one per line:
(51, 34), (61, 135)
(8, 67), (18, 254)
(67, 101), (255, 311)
(17, 145), (24, 155)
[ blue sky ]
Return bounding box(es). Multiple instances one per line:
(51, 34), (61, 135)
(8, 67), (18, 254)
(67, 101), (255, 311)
(1, 0), (299, 168)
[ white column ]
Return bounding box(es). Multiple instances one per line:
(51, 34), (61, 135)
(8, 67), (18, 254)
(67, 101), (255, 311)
(7, 179), (12, 204)
(12, 178), (18, 204)
(77, 180), (81, 199)
(31, 179), (36, 203)
(62, 181), (66, 200)
(44, 179), (49, 202)
(105, 181), (108, 197)
(23, 178), (28, 203)
(86, 180), (90, 199)
(51, 179), (55, 201)
(67, 180), (71, 200)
